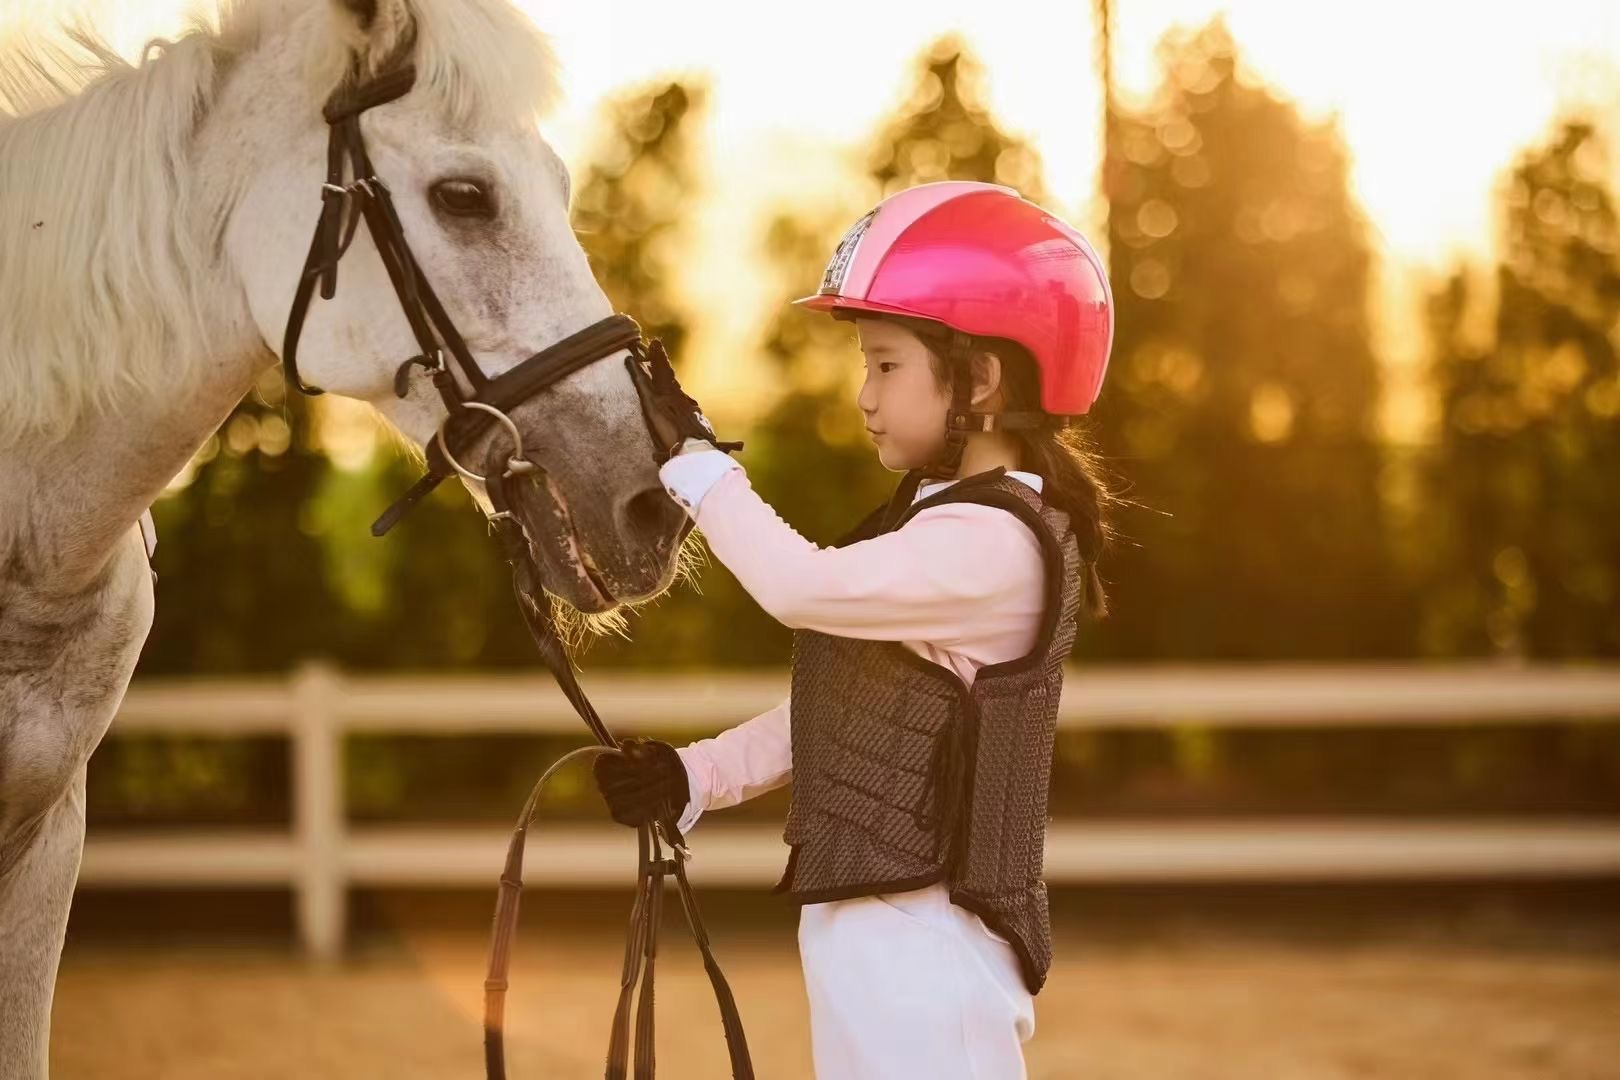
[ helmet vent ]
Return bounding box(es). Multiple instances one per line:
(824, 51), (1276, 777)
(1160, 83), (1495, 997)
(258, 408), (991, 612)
(819, 209), (877, 295)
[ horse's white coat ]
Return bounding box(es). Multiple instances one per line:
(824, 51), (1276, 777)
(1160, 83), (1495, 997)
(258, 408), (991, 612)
(0, 3), (692, 1074)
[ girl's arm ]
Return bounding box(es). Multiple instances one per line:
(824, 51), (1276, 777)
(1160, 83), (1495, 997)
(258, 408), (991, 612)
(673, 695), (792, 834)
(660, 448), (1044, 648)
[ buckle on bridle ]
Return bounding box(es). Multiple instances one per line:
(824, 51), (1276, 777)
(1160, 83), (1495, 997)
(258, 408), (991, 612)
(394, 347), (448, 398)
(654, 818), (692, 862)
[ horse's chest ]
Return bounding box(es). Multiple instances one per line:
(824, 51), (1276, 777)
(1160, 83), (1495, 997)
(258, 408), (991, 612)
(0, 532), (155, 808)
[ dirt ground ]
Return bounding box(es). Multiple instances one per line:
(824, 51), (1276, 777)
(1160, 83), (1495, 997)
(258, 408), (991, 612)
(49, 887), (1620, 1079)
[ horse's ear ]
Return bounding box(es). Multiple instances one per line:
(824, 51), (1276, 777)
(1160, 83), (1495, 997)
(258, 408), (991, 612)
(329, 0), (414, 71)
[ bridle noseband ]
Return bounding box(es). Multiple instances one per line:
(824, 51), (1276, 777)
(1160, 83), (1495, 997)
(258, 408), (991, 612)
(280, 56), (754, 1080)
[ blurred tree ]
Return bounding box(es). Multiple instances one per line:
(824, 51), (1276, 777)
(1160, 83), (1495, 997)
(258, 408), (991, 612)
(867, 37), (1049, 204)
(142, 370), (339, 673)
(1422, 119), (1620, 658)
(571, 80), (707, 356)
(1088, 18), (1405, 659)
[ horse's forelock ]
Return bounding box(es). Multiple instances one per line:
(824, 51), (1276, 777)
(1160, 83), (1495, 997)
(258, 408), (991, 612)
(311, 0), (563, 132)
(408, 0), (563, 131)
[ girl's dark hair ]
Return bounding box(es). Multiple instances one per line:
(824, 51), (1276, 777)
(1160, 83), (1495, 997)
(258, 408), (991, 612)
(923, 337), (1118, 621)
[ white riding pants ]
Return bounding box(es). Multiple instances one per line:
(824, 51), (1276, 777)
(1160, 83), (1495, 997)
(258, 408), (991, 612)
(796, 881), (1035, 1079)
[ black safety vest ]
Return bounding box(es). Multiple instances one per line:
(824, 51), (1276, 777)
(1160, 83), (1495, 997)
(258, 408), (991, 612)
(770, 466), (1083, 994)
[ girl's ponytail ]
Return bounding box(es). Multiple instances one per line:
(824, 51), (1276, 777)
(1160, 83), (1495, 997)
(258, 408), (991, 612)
(1017, 422), (1116, 621)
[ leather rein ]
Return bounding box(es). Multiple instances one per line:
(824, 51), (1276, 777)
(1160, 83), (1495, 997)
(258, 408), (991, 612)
(279, 56), (755, 1080)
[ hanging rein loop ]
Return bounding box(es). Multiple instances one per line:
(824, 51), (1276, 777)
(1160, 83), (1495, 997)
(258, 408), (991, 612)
(483, 471), (756, 1080)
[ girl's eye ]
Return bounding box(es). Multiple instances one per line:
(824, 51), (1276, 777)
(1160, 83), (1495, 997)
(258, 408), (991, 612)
(879, 363), (897, 373)
(430, 178), (497, 219)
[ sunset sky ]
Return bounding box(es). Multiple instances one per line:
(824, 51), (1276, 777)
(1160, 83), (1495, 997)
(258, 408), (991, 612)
(7, 0), (1618, 427)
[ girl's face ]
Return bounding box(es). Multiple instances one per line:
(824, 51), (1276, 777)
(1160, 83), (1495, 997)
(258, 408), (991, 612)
(854, 317), (951, 471)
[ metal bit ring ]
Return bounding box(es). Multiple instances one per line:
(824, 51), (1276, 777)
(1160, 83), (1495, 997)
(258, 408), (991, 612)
(434, 401), (537, 483)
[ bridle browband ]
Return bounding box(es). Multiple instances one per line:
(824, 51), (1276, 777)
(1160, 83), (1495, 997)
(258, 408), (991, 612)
(280, 56), (755, 1080)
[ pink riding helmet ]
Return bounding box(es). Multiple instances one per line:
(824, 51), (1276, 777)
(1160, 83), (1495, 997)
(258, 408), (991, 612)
(792, 180), (1114, 416)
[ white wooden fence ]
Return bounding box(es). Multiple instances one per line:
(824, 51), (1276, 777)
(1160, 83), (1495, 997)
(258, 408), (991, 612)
(83, 662), (1620, 959)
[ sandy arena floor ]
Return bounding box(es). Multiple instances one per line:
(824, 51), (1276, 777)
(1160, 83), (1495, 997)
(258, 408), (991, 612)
(49, 905), (1620, 1080)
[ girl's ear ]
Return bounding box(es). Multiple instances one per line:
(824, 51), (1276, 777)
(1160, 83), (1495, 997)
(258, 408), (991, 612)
(329, 0), (415, 75)
(970, 350), (1004, 408)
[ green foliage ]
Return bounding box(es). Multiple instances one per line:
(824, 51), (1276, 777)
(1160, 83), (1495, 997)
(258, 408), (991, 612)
(1421, 120), (1620, 657)
(143, 371), (338, 673)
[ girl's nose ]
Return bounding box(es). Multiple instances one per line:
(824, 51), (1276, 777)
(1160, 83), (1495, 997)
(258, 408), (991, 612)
(857, 378), (878, 414)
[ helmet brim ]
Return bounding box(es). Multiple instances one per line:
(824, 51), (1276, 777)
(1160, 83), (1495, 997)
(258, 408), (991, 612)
(790, 294), (942, 322)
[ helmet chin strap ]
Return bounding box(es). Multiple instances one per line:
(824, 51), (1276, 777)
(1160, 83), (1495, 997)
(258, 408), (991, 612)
(881, 316), (1078, 484)
(919, 329), (983, 482)
(917, 330), (974, 481)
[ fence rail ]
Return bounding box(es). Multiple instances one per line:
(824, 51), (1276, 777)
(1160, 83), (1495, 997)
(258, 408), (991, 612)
(84, 663), (1620, 959)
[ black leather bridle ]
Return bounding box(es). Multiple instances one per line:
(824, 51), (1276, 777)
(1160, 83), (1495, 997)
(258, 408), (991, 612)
(280, 56), (755, 1080)
(281, 60), (650, 539)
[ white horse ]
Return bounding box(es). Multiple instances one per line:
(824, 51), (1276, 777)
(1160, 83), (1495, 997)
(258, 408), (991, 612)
(0, 1), (697, 1073)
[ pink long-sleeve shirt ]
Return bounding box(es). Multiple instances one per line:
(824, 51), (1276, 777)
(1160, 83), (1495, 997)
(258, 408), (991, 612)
(658, 448), (1047, 835)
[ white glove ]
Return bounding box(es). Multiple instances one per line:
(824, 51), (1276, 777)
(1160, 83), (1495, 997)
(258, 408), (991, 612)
(660, 442), (744, 515)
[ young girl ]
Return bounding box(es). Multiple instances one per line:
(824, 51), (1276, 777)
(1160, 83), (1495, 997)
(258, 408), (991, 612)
(595, 180), (1115, 1079)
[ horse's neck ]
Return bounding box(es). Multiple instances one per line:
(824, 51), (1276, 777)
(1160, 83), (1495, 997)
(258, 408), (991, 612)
(0, 34), (286, 596)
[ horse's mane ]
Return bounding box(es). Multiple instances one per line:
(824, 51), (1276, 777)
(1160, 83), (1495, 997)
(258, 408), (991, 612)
(0, 0), (562, 446)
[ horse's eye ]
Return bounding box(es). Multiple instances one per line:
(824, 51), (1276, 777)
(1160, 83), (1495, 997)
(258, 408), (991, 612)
(430, 178), (495, 219)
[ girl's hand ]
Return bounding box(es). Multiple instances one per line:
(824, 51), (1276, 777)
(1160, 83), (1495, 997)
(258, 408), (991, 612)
(591, 736), (692, 828)
(631, 339), (744, 463)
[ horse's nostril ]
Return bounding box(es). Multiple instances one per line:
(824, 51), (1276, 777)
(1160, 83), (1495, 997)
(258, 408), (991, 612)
(625, 485), (683, 545)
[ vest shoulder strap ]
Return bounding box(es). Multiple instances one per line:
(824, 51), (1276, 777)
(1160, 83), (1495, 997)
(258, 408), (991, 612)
(892, 470), (1053, 538)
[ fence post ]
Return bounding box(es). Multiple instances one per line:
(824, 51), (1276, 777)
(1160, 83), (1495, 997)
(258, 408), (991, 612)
(291, 661), (344, 962)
